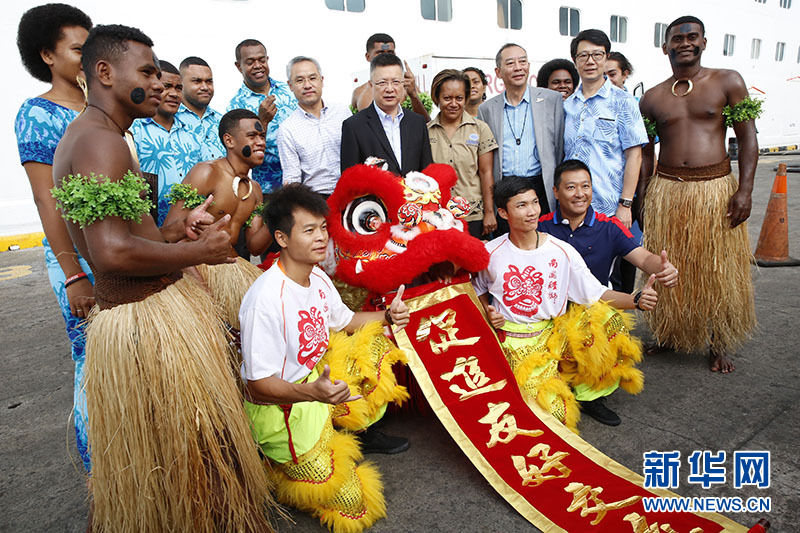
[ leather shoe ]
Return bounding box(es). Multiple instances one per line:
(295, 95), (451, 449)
(358, 427), (410, 454)
(580, 397), (621, 426)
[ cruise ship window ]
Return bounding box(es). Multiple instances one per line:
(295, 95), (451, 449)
(754, 0), (766, 3)
(421, 0), (453, 21)
(751, 38), (761, 59)
(325, 0), (365, 12)
(610, 15), (627, 43)
(776, 41), (786, 61)
(723, 34), (736, 56)
(653, 22), (667, 47)
(497, 0), (522, 30)
(797, 45), (800, 62)
(779, 0), (791, 8)
(559, 7), (580, 36)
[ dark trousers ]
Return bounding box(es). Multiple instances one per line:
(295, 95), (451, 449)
(495, 174), (550, 235)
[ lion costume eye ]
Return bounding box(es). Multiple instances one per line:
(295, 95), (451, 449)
(343, 195), (389, 235)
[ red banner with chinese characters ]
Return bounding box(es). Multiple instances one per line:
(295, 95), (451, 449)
(391, 280), (747, 533)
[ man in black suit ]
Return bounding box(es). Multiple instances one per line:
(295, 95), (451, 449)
(341, 53), (433, 176)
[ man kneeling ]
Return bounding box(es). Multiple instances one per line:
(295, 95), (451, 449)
(474, 177), (658, 432)
(239, 183), (410, 532)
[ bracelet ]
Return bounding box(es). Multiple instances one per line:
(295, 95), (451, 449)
(384, 308), (394, 325)
(633, 290), (643, 310)
(64, 272), (88, 288)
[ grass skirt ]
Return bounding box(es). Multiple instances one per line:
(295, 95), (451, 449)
(84, 276), (275, 532)
(196, 257), (264, 330)
(641, 173), (756, 353)
(501, 302), (643, 433)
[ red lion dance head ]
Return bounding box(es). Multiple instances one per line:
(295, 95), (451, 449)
(327, 163), (490, 294)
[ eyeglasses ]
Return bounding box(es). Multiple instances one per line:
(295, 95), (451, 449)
(373, 79), (404, 89)
(575, 51), (606, 63)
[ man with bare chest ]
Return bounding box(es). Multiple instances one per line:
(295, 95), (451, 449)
(638, 16), (758, 373)
(164, 108), (272, 327)
(164, 108), (271, 257)
(51, 24), (275, 531)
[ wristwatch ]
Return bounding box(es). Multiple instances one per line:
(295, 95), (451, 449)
(618, 197), (633, 208)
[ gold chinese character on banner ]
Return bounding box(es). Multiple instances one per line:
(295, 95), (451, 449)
(440, 356), (507, 400)
(416, 309), (480, 354)
(512, 443), (571, 487)
(478, 402), (543, 448)
(565, 482), (642, 525)
(623, 513), (704, 533)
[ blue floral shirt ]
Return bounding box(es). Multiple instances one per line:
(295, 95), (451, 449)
(228, 78), (298, 193)
(15, 97), (79, 165)
(564, 79), (648, 216)
(130, 116), (206, 225)
(175, 104), (225, 162)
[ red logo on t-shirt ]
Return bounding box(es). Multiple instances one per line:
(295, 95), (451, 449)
(297, 307), (328, 369)
(502, 264), (544, 317)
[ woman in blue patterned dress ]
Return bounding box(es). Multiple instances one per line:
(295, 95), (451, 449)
(14, 4), (94, 472)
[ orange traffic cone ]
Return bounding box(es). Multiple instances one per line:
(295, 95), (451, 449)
(754, 163), (800, 267)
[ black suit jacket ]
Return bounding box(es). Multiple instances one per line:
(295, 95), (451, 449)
(340, 104), (433, 175)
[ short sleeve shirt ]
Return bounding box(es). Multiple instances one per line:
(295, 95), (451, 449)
(472, 234), (606, 324)
(538, 206), (639, 286)
(15, 97), (79, 165)
(276, 103), (352, 195)
(228, 78), (298, 193)
(174, 104), (225, 163)
(428, 113), (498, 221)
(563, 79), (648, 215)
(239, 262), (355, 384)
(130, 116), (205, 225)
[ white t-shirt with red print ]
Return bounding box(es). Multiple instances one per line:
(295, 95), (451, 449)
(472, 233), (607, 324)
(239, 261), (355, 384)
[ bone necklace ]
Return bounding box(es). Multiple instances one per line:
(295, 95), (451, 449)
(226, 158), (252, 200)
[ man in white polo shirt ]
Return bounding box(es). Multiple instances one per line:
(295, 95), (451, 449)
(277, 56), (351, 196)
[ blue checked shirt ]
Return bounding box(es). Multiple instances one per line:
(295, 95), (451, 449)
(501, 87), (540, 177)
(130, 116), (205, 225)
(564, 79), (648, 216)
(228, 78), (298, 193)
(174, 104), (225, 163)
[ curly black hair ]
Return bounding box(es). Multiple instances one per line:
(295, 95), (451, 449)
(17, 3), (92, 83)
(536, 58), (579, 89)
(81, 24), (154, 83)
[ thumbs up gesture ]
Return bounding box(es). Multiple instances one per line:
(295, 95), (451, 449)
(486, 305), (506, 329)
(654, 250), (679, 287)
(636, 274), (658, 311)
(311, 365), (362, 405)
(387, 284), (410, 328)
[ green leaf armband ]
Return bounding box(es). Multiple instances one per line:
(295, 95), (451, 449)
(244, 202), (265, 228)
(643, 116), (658, 139)
(165, 183), (207, 209)
(722, 96), (763, 127)
(401, 91), (433, 114)
(51, 171), (154, 228)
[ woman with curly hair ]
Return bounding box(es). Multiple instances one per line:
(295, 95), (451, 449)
(14, 3), (94, 472)
(536, 58), (578, 100)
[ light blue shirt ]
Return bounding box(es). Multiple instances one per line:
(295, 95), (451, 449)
(174, 104), (225, 163)
(564, 78), (648, 216)
(373, 102), (404, 167)
(228, 78), (298, 193)
(130, 115), (204, 225)
(501, 87), (540, 177)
